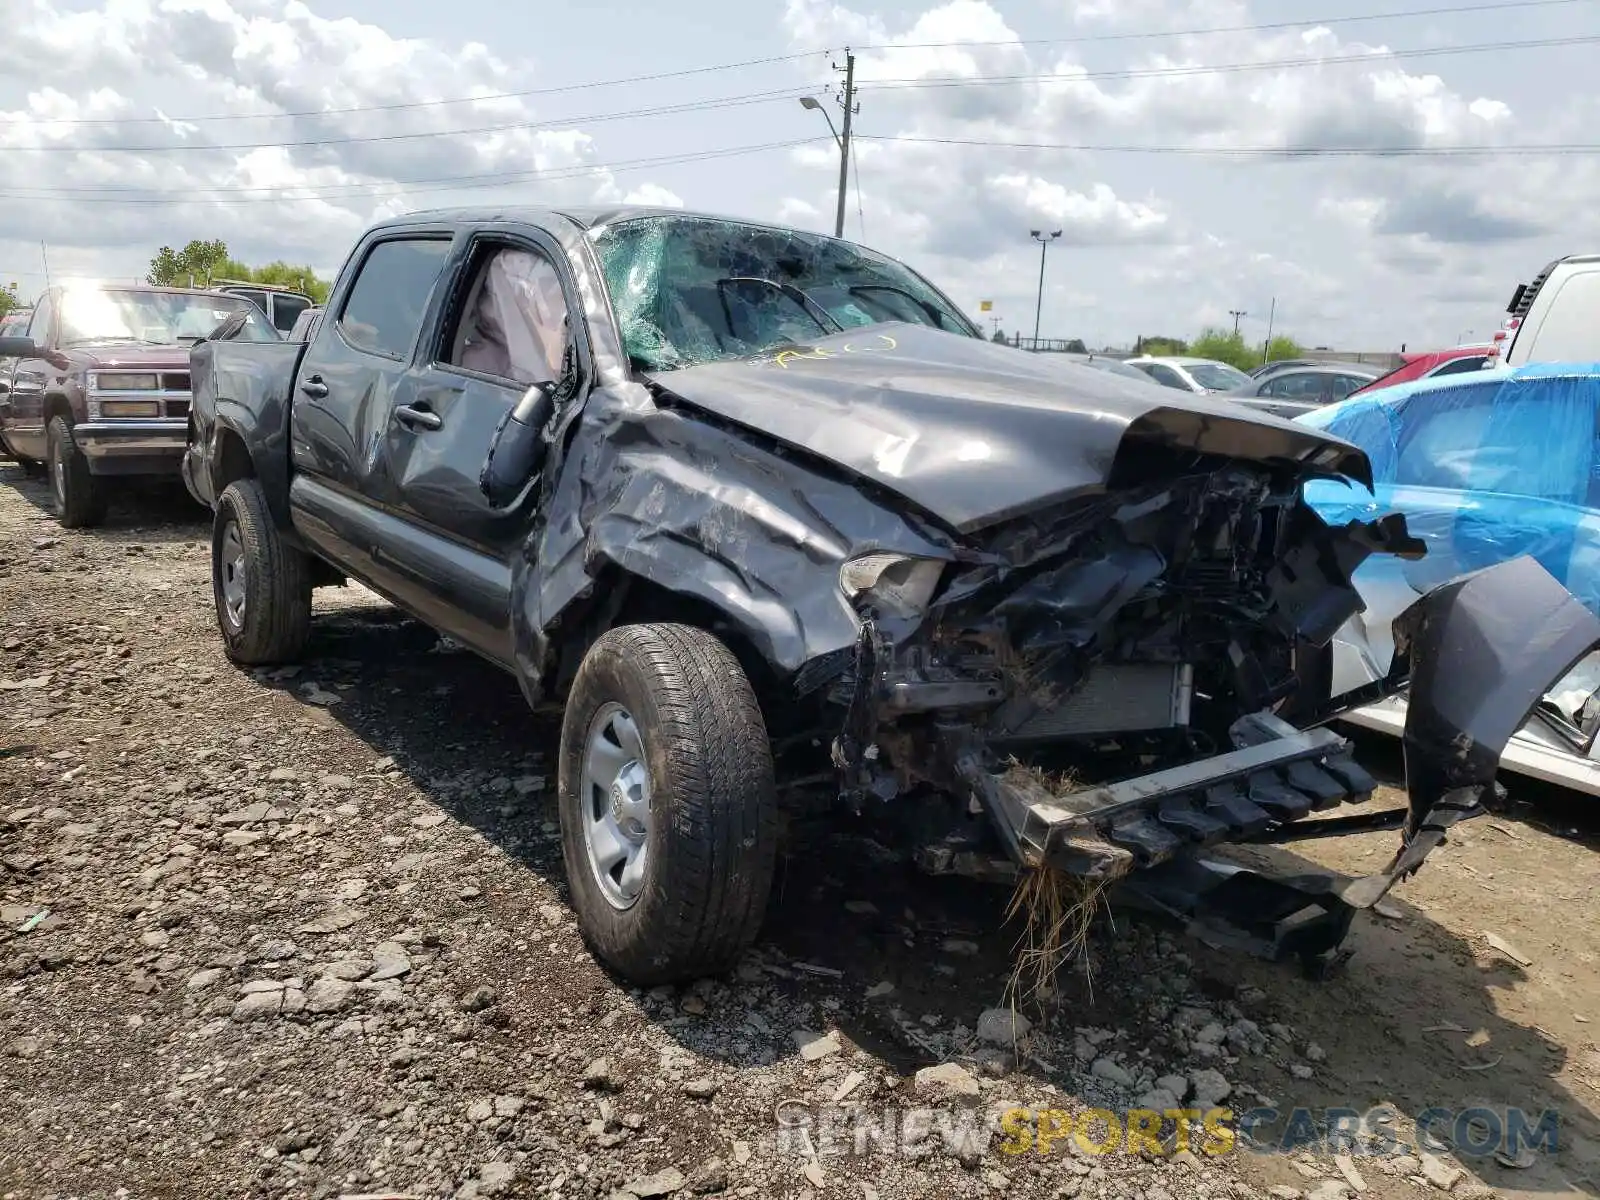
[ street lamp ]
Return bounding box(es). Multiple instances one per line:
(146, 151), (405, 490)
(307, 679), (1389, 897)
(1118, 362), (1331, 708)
(1029, 229), (1061, 345)
(800, 90), (853, 239)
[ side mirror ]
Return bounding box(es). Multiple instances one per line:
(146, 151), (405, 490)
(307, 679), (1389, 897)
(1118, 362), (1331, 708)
(0, 337), (37, 358)
(479, 381), (557, 507)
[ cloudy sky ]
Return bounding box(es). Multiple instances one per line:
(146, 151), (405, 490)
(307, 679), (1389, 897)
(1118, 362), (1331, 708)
(2, 0), (1596, 351)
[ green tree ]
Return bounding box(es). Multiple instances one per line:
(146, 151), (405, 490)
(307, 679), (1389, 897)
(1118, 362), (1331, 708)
(147, 238), (229, 287)
(0, 283), (19, 317)
(1262, 334), (1306, 365)
(1136, 335), (1189, 356)
(1189, 328), (1261, 372)
(146, 240), (331, 302)
(215, 257), (330, 304)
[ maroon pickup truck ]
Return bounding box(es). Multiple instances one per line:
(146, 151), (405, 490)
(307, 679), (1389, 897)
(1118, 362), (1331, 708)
(0, 283), (278, 526)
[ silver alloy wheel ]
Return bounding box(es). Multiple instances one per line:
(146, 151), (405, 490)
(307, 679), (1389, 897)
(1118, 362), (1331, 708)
(579, 701), (652, 910)
(49, 432), (66, 510)
(219, 519), (248, 630)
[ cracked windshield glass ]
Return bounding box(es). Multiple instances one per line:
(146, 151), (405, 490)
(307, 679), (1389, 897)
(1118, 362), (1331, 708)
(590, 214), (979, 370)
(59, 286), (277, 346)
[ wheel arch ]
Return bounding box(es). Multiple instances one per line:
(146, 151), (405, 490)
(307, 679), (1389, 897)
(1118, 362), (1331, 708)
(44, 392), (73, 425)
(552, 567), (787, 714)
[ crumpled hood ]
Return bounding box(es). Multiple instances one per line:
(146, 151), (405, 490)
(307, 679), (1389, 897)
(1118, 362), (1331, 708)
(643, 323), (1371, 533)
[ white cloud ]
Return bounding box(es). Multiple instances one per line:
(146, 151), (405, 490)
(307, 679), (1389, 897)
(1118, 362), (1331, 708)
(774, 0), (1599, 347)
(0, 0), (1593, 352)
(0, 0), (682, 282)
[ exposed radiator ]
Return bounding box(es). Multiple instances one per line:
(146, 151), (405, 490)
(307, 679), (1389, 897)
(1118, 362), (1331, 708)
(1005, 662), (1193, 741)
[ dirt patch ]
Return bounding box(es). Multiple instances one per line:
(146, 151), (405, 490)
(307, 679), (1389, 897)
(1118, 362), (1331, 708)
(1, 463), (1597, 1200)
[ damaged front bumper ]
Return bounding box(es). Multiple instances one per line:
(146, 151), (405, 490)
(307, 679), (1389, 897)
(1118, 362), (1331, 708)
(936, 556), (1600, 967)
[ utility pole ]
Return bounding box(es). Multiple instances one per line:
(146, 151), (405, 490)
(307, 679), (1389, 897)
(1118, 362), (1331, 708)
(799, 51), (858, 238)
(834, 51), (856, 240)
(40, 242), (51, 289)
(1030, 229), (1062, 345)
(1229, 309), (1247, 336)
(1262, 296), (1276, 364)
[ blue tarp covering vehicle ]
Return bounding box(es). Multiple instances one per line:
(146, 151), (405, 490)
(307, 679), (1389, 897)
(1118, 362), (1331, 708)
(1298, 362), (1600, 794)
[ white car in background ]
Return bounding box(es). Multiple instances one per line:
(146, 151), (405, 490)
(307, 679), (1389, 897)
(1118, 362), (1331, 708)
(1124, 355), (1254, 394)
(1491, 252), (1600, 367)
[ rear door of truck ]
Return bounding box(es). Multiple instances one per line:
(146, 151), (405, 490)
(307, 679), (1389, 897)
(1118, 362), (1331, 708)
(286, 225), (457, 618)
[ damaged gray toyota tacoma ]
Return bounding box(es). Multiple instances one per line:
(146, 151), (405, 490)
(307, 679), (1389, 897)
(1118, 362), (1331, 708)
(181, 206), (1600, 985)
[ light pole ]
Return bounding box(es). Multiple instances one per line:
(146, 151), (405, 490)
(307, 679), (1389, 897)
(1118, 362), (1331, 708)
(1030, 229), (1061, 346)
(800, 52), (856, 239)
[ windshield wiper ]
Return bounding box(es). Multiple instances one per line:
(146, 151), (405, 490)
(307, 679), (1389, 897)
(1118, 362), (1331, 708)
(715, 276), (842, 337)
(847, 283), (951, 329)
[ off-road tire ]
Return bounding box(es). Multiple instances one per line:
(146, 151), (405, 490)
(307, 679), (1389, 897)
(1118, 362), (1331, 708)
(212, 477), (312, 665)
(47, 415), (106, 528)
(558, 623), (779, 985)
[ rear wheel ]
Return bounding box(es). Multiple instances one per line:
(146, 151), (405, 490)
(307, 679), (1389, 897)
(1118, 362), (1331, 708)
(47, 416), (105, 528)
(558, 623), (779, 985)
(211, 477), (311, 665)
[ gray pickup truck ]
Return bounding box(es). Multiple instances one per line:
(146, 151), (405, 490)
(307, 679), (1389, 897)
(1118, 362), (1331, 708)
(180, 205), (1600, 986)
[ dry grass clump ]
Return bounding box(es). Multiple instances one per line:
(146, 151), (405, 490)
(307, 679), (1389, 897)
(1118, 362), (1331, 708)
(997, 759), (1112, 1012)
(1003, 865), (1110, 1012)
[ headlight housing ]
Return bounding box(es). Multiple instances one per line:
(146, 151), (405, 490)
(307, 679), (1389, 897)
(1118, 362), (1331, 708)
(839, 553), (946, 619)
(97, 400), (162, 418)
(88, 372), (158, 392)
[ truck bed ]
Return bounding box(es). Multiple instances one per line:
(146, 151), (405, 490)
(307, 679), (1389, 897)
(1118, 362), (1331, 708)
(184, 338), (308, 525)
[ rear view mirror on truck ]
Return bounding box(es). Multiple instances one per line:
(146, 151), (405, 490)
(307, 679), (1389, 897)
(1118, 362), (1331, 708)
(0, 337), (37, 357)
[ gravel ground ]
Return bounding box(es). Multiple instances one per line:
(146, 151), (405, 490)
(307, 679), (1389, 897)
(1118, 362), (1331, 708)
(2, 465), (1598, 1200)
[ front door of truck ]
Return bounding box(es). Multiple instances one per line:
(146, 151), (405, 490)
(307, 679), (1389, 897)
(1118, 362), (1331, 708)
(286, 230), (456, 612)
(378, 230), (584, 664)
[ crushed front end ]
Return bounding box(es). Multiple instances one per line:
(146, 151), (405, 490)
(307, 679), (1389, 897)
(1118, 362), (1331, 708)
(823, 451), (1600, 970)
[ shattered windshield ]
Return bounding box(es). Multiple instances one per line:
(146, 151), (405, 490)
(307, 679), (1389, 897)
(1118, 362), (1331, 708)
(59, 287), (279, 346)
(589, 215), (979, 371)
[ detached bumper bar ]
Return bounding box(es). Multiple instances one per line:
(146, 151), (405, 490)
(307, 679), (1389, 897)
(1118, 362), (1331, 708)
(946, 713), (1379, 881)
(954, 556), (1600, 969)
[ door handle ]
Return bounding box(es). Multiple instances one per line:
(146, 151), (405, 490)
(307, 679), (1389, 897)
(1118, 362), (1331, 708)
(300, 375), (329, 399)
(395, 403), (443, 431)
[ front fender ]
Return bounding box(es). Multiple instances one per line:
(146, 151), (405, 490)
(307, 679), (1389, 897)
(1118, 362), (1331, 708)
(1396, 553), (1600, 828)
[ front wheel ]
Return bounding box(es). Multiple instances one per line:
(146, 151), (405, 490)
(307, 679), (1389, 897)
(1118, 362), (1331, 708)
(558, 623), (779, 985)
(211, 477), (312, 665)
(46, 416), (105, 527)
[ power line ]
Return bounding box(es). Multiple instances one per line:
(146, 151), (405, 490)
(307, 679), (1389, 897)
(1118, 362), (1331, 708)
(859, 134), (1600, 157)
(0, 137), (834, 206)
(15, 31), (1591, 158)
(15, 0), (1579, 130)
(5, 129), (1588, 210)
(12, 85), (825, 154)
(857, 33), (1600, 92)
(842, 0), (1590, 51)
(27, 51), (832, 127)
